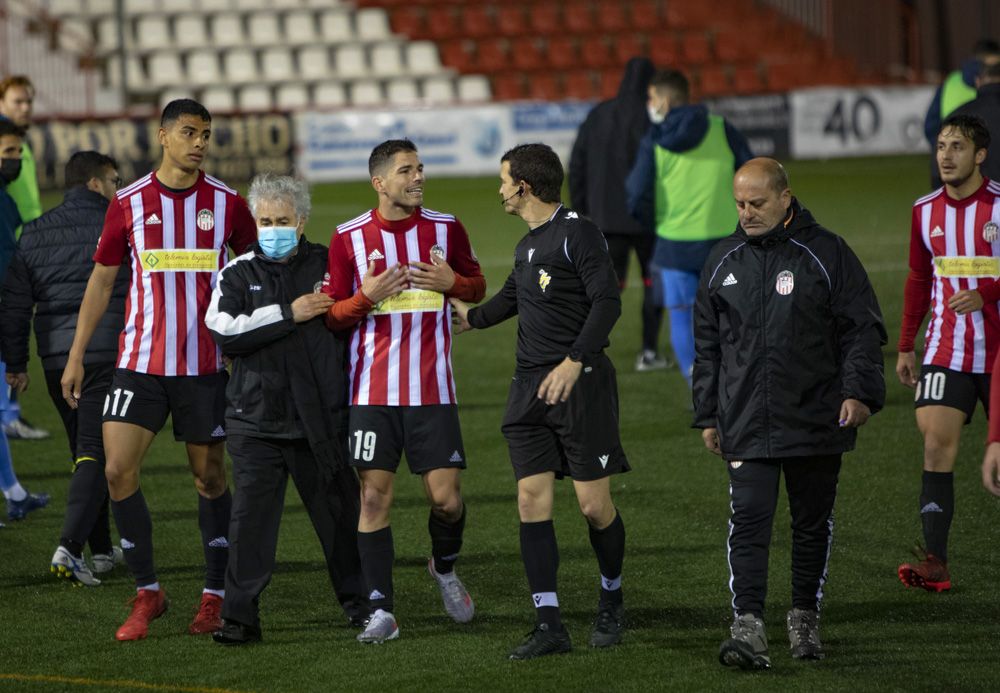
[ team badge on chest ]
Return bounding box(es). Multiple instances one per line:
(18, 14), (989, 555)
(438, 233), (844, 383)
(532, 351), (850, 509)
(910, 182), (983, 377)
(538, 269), (551, 293)
(984, 220), (999, 243)
(197, 209), (214, 231)
(775, 270), (794, 296)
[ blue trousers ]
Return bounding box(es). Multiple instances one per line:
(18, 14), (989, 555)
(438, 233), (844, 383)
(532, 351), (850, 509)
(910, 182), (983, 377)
(659, 268), (699, 386)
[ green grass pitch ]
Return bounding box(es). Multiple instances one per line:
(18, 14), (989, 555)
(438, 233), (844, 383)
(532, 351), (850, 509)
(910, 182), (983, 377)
(2, 155), (998, 692)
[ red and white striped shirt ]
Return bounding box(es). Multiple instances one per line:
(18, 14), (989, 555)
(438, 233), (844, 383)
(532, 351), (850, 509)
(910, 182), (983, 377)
(94, 170), (256, 376)
(324, 207), (483, 406)
(899, 178), (1000, 373)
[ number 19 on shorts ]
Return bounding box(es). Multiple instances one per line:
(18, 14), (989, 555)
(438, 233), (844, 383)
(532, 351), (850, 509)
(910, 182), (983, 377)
(104, 388), (135, 417)
(352, 429), (377, 462)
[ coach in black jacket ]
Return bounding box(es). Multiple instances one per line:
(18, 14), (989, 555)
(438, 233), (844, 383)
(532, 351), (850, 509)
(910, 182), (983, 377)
(0, 151), (127, 583)
(204, 173), (365, 644)
(693, 158), (886, 670)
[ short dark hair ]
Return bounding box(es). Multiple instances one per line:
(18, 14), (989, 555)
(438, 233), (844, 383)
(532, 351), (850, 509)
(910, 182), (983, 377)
(65, 151), (118, 188)
(369, 138), (417, 177)
(501, 143), (563, 204)
(940, 113), (991, 152)
(649, 69), (690, 104)
(973, 38), (1000, 58)
(980, 61), (1000, 82)
(0, 119), (24, 139)
(160, 98), (211, 128)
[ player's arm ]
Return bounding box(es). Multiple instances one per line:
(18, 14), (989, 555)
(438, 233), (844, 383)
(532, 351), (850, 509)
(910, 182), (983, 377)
(897, 208), (933, 388)
(227, 195), (258, 256)
(831, 239), (888, 423)
(984, 348), (1000, 497)
(466, 269), (518, 330)
(0, 250), (36, 385)
(324, 236), (406, 331)
(692, 260), (722, 436)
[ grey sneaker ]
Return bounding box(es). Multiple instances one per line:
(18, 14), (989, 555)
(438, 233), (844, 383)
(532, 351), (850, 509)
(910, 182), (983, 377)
(589, 602), (624, 647)
(719, 613), (771, 670)
(428, 559), (474, 623)
(635, 350), (672, 372)
(3, 417), (50, 440)
(356, 609), (399, 644)
(92, 546), (124, 574)
(787, 608), (825, 660)
(51, 546), (101, 586)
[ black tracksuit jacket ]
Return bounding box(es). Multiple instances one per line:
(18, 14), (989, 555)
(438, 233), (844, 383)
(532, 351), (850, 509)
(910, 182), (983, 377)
(692, 200), (887, 460)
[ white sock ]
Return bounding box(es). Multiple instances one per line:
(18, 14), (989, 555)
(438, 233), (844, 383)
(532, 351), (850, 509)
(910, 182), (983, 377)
(138, 582), (160, 592)
(3, 483), (27, 502)
(203, 588), (225, 598)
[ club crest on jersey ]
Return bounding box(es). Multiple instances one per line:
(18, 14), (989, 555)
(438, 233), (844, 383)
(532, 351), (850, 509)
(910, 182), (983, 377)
(538, 269), (551, 292)
(197, 209), (214, 231)
(313, 281), (323, 293)
(775, 270), (794, 295)
(984, 221), (999, 243)
(430, 244), (446, 260)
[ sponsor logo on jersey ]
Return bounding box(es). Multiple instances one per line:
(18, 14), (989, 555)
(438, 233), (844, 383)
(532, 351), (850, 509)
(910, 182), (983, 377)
(930, 226), (944, 238)
(730, 460), (743, 469)
(145, 213), (161, 225)
(249, 284), (262, 291)
(598, 454), (610, 468)
(197, 208), (214, 231)
(984, 220), (999, 243)
(538, 269), (551, 292)
(367, 248), (385, 262)
(313, 281), (324, 293)
(566, 211), (578, 219)
(528, 248), (535, 263)
(722, 273), (738, 287)
(430, 244), (446, 260)
(775, 270), (794, 295)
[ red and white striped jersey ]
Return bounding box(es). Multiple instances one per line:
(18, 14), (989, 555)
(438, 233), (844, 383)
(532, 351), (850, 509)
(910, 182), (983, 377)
(94, 170), (257, 376)
(324, 207), (483, 406)
(905, 178), (1000, 373)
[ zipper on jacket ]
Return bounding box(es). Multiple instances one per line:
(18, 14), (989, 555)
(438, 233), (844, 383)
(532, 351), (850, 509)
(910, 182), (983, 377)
(759, 247), (771, 458)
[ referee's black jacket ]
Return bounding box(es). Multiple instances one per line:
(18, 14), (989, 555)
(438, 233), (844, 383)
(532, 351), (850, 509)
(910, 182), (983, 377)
(692, 199), (887, 460)
(0, 186), (128, 373)
(205, 237), (347, 470)
(468, 205), (621, 371)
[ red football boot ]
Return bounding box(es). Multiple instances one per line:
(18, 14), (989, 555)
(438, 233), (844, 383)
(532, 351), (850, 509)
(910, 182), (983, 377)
(189, 593), (224, 635)
(116, 588), (168, 641)
(898, 546), (951, 592)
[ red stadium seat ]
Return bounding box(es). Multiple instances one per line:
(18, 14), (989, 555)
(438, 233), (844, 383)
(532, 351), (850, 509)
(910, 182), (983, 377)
(598, 68), (623, 99)
(496, 6), (525, 36)
(664, 3), (716, 29)
(510, 36), (545, 71)
(527, 73), (562, 100)
(493, 73), (526, 100)
(731, 64), (765, 94)
(389, 7), (425, 39)
(474, 38), (510, 73)
(680, 32), (713, 65)
(564, 1), (594, 34)
(438, 39), (474, 72)
(697, 65), (730, 97)
(545, 36), (580, 70)
(765, 61), (814, 91)
(579, 36), (612, 68)
(595, 2), (628, 32)
(630, 0), (660, 29)
(460, 5), (494, 38)
(424, 5), (460, 40)
(649, 36), (679, 66)
(564, 69), (596, 100)
(528, 5), (561, 34)
(612, 32), (647, 65)
(713, 27), (752, 64)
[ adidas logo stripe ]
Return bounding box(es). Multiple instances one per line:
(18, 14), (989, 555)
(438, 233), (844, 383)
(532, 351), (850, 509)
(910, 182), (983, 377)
(449, 450), (463, 463)
(211, 425), (226, 438)
(145, 213), (161, 225)
(367, 249), (385, 261)
(722, 273), (738, 286)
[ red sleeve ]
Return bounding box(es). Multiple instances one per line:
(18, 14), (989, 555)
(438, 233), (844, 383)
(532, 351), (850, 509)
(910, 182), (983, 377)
(977, 278), (1000, 304)
(898, 207), (933, 353)
(989, 348), (1000, 442)
(325, 292), (375, 331)
(322, 230), (373, 330)
(227, 195), (257, 255)
(93, 198), (129, 265)
(444, 219), (486, 303)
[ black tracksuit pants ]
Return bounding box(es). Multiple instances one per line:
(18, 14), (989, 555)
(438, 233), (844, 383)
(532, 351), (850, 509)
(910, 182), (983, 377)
(726, 454), (842, 618)
(224, 434), (367, 629)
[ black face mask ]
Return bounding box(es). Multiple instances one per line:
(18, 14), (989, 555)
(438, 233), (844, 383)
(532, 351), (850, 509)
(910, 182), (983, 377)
(0, 158), (21, 185)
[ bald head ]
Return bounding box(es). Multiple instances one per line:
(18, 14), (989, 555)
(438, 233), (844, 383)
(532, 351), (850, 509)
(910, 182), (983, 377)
(734, 158), (792, 236)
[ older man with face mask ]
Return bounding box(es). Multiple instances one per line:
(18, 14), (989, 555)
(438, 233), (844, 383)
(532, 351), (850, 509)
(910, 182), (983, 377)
(204, 172), (367, 644)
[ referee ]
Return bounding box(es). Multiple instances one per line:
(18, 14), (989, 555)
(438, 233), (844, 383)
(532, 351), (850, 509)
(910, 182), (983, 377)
(451, 143), (629, 660)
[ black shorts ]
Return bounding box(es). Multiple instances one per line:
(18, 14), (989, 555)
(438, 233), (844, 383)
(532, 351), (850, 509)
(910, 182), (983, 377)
(347, 404), (466, 475)
(102, 368), (229, 443)
(501, 353), (630, 482)
(914, 365), (990, 423)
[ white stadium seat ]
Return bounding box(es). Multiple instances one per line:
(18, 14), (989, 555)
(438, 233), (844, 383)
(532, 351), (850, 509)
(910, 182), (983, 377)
(261, 47), (294, 81)
(107, 55), (147, 89)
(350, 80), (383, 107)
(47, 0), (82, 17)
(97, 17), (132, 52)
(187, 50), (222, 85)
(161, 0), (197, 12)
(312, 82), (347, 108)
(457, 75), (491, 102)
(369, 43), (404, 78)
(160, 87), (197, 108)
(223, 48), (258, 83)
(58, 19), (93, 52)
(248, 12), (281, 46)
(298, 46), (331, 80)
(422, 76), (455, 103)
(135, 16), (171, 51)
(239, 85), (272, 111)
(147, 52), (184, 87)
(385, 79), (419, 106)
(123, 0), (152, 16)
(201, 86), (236, 112)
(355, 8), (390, 41)
(334, 44), (368, 79)
(174, 16), (209, 49)
(284, 10), (318, 45)
(234, 0), (268, 9)
(199, 0), (233, 10)
(406, 41), (443, 75)
(86, 0), (116, 16)
(211, 14), (244, 48)
(275, 83), (309, 110)
(319, 10), (353, 43)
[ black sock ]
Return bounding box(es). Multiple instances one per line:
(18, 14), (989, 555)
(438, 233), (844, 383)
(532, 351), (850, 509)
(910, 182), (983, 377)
(358, 526), (394, 613)
(920, 471), (954, 562)
(59, 459), (108, 557)
(588, 510), (625, 606)
(429, 504), (465, 575)
(86, 497), (113, 556)
(111, 488), (156, 587)
(520, 520), (560, 628)
(199, 488), (232, 591)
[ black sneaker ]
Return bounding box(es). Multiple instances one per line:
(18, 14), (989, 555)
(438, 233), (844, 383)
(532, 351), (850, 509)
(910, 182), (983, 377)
(213, 619), (262, 645)
(508, 622), (572, 660)
(589, 603), (624, 648)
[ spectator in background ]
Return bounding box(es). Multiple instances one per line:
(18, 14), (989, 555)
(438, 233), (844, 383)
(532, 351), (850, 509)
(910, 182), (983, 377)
(0, 74), (49, 441)
(626, 69), (752, 390)
(952, 61), (1000, 183)
(1, 151), (127, 583)
(924, 39), (1000, 188)
(0, 118), (48, 524)
(569, 57), (669, 372)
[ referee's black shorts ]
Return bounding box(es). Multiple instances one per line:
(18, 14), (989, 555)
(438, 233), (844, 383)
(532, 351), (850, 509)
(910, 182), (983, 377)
(501, 353), (629, 482)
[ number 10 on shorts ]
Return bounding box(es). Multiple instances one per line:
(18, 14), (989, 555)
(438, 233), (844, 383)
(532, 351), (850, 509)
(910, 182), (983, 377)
(352, 430), (376, 461)
(104, 387), (135, 417)
(916, 371), (945, 402)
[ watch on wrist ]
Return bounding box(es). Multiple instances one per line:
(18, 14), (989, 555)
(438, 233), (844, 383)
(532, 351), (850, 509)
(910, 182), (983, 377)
(568, 350), (583, 363)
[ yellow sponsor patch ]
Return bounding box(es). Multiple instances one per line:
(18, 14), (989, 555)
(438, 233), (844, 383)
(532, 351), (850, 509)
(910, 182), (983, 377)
(933, 256), (1000, 278)
(370, 289), (443, 315)
(139, 249), (220, 272)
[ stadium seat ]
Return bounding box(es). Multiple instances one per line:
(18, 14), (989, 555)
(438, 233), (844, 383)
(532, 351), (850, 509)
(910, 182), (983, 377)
(201, 86), (236, 112)
(460, 5), (494, 38)
(188, 49), (222, 86)
(350, 80), (384, 106)
(579, 37), (612, 69)
(86, 0), (115, 16)
(161, 0), (197, 12)
(438, 39), (474, 72)
(123, 0), (151, 15)
(612, 32), (646, 65)
(248, 12), (281, 46)
(595, 3), (628, 32)
(211, 14), (244, 48)
(406, 41), (443, 75)
(313, 82), (347, 108)
(492, 73), (525, 101)
(527, 73), (561, 101)
(285, 11), (319, 45)
(160, 87), (195, 108)
(496, 6), (524, 36)
(713, 27), (750, 64)
(335, 45), (368, 79)
(147, 52), (183, 87)
(510, 37), (544, 71)
(456, 74), (491, 102)
(223, 48), (257, 83)
(386, 79), (420, 105)
(765, 61), (814, 91)
(298, 46), (332, 80)
(238, 85), (273, 111)
(528, 5), (561, 34)
(47, 0), (83, 17)
(173, 16), (209, 49)
(423, 6), (460, 41)
(564, 70), (595, 100)
(422, 75), (454, 102)
(261, 47), (295, 81)
(649, 36), (679, 66)
(370, 43), (405, 77)
(356, 8), (391, 41)
(731, 64), (764, 94)
(390, 7), (425, 38)
(597, 68), (622, 99)
(564, 2), (594, 35)
(107, 55), (146, 88)
(680, 32), (713, 65)
(545, 37), (579, 71)
(235, 0), (268, 9)
(197, 0), (231, 11)
(320, 10), (354, 43)
(664, 3), (716, 29)
(474, 38), (509, 74)
(57, 19), (92, 52)
(630, 0), (659, 28)
(97, 17), (133, 53)
(697, 65), (730, 97)
(275, 83), (310, 110)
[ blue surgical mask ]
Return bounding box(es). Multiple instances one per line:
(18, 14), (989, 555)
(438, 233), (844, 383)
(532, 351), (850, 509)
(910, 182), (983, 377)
(257, 225), (299, 259)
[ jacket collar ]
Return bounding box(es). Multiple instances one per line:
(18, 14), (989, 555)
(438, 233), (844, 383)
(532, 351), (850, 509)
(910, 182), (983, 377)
(739, 198), (816, 246)
(63, 185), (110, 207)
